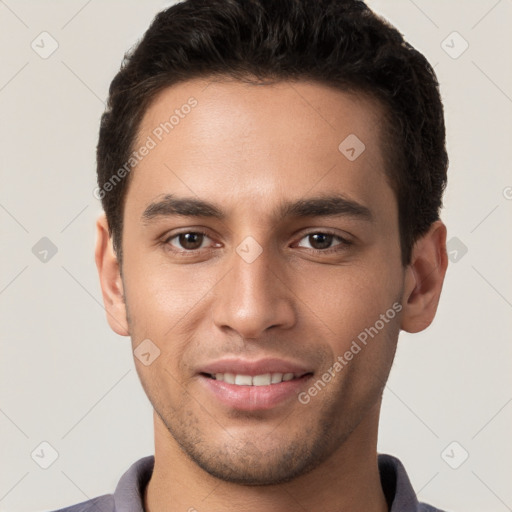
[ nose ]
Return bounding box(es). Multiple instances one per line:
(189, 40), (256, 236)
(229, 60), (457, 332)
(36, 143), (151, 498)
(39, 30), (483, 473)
(211, 242), (296, 340)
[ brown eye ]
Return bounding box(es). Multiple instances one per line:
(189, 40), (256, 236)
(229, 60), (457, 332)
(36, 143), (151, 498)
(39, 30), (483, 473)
(168, 232), (209, 251)
(295, 232), (351, 252)
(308, 233), (334, 250)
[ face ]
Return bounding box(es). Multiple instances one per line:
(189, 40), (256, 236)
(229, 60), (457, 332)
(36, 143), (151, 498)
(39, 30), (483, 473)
(104, 79), (409, 484)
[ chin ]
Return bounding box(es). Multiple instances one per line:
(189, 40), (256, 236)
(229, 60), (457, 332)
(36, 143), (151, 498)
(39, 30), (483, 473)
(166, 418), (337, 486)
(188, 448), (322, 486)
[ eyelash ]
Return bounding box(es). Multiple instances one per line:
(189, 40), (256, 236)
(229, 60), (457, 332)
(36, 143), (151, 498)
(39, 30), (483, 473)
(162, 230), (353, 256)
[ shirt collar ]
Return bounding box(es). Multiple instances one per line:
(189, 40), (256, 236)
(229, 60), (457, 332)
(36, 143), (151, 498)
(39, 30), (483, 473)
(113, 455), (153, 512)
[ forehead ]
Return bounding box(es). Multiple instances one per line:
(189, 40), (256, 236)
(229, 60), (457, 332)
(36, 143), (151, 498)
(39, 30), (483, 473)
(127, 78), (394, 222)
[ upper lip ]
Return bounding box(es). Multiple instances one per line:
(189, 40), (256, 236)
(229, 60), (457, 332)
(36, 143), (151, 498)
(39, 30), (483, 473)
(198, 358), (312, 377)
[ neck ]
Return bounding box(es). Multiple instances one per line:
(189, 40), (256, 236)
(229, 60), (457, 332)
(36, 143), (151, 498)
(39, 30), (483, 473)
(144, 405), (388, 512)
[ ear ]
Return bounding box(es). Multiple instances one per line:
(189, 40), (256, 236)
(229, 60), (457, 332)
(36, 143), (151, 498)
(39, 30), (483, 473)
(94, 213), (129, 336)
(400, 220), (448, 333)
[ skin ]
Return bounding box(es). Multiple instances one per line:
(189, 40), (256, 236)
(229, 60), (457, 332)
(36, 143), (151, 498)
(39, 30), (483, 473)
(95, 78), (448, 512)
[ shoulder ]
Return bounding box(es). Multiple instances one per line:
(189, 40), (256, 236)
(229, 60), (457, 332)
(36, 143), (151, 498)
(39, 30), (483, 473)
(378, 453), (448, 512)
(418, 505), (447, 512)
(47, 494), (114, 512)
(45, 456), (153, 512)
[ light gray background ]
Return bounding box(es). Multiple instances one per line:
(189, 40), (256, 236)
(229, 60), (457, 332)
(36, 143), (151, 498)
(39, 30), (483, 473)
(1, 1), (511, 511)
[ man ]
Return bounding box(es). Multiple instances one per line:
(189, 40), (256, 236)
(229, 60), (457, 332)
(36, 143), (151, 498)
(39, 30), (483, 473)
(56, 0), (449, 510)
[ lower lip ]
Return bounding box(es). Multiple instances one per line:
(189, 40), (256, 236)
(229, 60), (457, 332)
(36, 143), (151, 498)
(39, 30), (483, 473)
(199, 374), (312, 411)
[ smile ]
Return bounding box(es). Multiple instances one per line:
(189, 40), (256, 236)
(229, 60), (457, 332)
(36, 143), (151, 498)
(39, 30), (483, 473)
(204, 372), (303, 386)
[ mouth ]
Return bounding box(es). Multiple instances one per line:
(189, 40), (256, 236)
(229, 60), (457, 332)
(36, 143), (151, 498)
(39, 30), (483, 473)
(200, 371), (310, 386)
(196, 359), (314, 411)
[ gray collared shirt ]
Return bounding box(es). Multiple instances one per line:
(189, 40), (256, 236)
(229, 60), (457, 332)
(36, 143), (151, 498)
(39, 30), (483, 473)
(49, 454), (446, 511)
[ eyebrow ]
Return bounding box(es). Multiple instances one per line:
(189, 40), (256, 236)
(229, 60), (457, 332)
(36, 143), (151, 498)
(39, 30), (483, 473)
(141, 193), (373, 224)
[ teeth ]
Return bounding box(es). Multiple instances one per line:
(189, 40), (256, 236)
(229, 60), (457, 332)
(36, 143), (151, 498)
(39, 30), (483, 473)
(235, 374), (252, 386)
(252, 374), (271, 386)
(224, 372), (235, 384)
(271, 372), (283, 383)
(211, 372), (300, 385)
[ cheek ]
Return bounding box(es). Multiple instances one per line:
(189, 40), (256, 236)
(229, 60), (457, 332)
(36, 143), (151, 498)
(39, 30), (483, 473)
(122, 258), (227, 381)
(293, 260), (401, 339)
(123, 256), (217, 329)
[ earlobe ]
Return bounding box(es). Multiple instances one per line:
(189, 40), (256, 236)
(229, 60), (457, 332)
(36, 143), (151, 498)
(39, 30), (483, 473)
(94, 213), (130, 336)
(400, 221), (448, 333)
